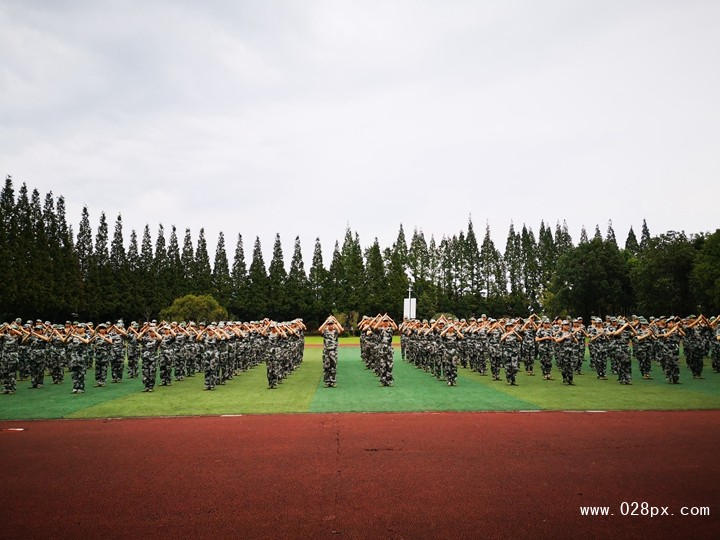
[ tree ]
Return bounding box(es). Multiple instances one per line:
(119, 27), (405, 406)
(166, 226), (184, 302)
(536, 220), (555, 290)
(341, 227), (365, 314)
(246, 236), (268, 318)
(211, 231), (232, 309)
(286, 236), (310, 320)
(267, 233), (288, 319)
(229, 233), (249, 319)
(138, 225), (155, 320)
(520, 225), (540, 310)
(180, 228), (194, 295)
(364, 238), (387, 315)
(550, 238), (632, 320)
(193, 228), (212, 294)
(109, 214), (129, 318)
(308, 238), (328, 325)
(691, 229), (720, 313)
(632, 231), (697, 315)
(159, 294), (228, 322)
(624, 226), (640, 256)
(640, 219), (651, 251)
(606, 220), (617, 247)
(579, 226), (589, 245)
(86, 211), (111, 319)
(504, 222), (522, 295)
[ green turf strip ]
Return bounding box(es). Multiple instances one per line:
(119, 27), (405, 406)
(1, 345), (719, 420)
(309, 348), (535, 412)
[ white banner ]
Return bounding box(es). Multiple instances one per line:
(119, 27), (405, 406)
(403, 298), (417, 319)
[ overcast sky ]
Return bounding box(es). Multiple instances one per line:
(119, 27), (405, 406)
(2, 0), (719, 264)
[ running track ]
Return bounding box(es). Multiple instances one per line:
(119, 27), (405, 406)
(2, 411), (719, 539)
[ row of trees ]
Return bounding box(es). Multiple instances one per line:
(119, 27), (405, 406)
(1, 176), (719, 328)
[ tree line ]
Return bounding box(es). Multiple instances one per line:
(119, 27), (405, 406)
(1, 176), (719, 329)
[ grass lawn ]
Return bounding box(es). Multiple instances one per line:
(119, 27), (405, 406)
(1, 345), (718, 420)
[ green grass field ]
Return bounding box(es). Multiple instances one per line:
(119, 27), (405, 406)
(2, 346), (719, 420)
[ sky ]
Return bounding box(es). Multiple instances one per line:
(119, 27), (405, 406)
(2, 0), (719, 264)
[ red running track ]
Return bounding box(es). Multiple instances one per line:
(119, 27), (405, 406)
(1, 411), (719, 539)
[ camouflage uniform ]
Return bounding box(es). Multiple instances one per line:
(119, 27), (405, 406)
(1, 330), (20, 394)
(140, 331), (160, 392)
(378, 327), (394, 386)
(684, 326), (705, 378)
(660, 325), (681, 384)
(518, 324), (533, 375)
(49, 329), (67, 384)
(587, 323), (608, 379)
(535, 324), (554, 380)
(501, 325), (521, 386)
(159, 331), (175, 386)
(27, 327), (48, 389)
(67, 332), (88, 393)
(488, 324), (503, 381)
(265, 331), (280, 389)
(441, 330), (460, 386)
(109, 328), (125, 383)
(614, 324), (633, 385)
(322, 328), (339, 387)
(127, 326), (140, 378)
(712, 325), (720, 374)
(93, 331), (112, 387)
(555, 326), (576, 385)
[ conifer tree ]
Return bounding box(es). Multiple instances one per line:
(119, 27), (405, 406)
(624, 226), (640, 256)
(247, 236), (269, 318)
(286, 236), (310, 320)
(180, 228), (194, 295)
(166, 225), (184, 302)
(211, 231), (232, 309)
(193, 228), (212, 294)
(364, 238), (387, 315)
(109, 214), (128, 318)
(308, 238), (328, 323)
(579, 226), (589, 244)
(640, 219), (651, 251)
(267, 233), (288, 319)
(230, 233), (248, 319)
(606, 219), (617, 247)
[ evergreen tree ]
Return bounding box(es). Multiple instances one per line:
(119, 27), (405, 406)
(341, 227), (365, 314)
(126, 229), (141, 319)
(308, 238), (328, 324)
(87, 212), (111, 319)
(640, 219), (651, 250)
(593, 225), (603, 242)
(536, 220), (556, 289)
(166, 226), (184, 302)
(520, 225), (540, 309)
(624, 226), (640, 256)
(364, 238), (387, 314)
(579, 226), (589, 244)
(14, 185), (35, 318)
(465, 217), (481, 296)
(407, 228), (429, 283)
(193, 228), (212, 294)
(328, 241), (346, 313)
(76, 206), (93, 282)
(180, 228), (194, 295)
(211, 231), (232, 309)
(247, 236), (269, 318)
(153, 224), (170, 312)
(230, 233), (249, 319)
(109, 214), (128, 318)
(505, 222), (522, 295)
(554, 220), (574, 260)
(56, 196), (81, 317)
(138, 225), (154, 320)
(606, 219), (617, 247)
(480, 223), (501, 298)
(0, 177), (16, 317)
(286, 236), (310, 320)
(267, 233), (288, 319)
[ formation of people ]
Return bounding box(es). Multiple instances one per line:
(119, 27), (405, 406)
(400, 314), (720, 386)
(0, 318), (305, 394)
(359, 314), (397, 387)
(3, 312), (719, 395)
